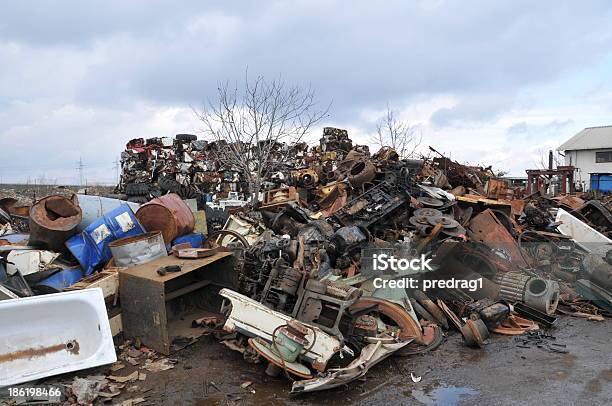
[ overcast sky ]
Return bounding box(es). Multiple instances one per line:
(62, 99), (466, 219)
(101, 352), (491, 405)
(1, 1), (611, 184)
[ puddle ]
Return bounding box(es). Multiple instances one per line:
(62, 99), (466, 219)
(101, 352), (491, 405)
(410, 385), (479, 405)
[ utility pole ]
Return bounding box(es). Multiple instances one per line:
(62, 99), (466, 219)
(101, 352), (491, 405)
(76, 157), (86, 187)
(113, 157), (120, 184)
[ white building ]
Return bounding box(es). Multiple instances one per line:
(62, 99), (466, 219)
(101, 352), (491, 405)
(558, 126), (612, 192)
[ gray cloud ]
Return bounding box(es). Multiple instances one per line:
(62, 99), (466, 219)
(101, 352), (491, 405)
(1, 1), (612, 182)
(506, 122), (528, 136)
(4, 1), (609, 108)
(430, 93), (515, 127)
(504, 119), (574, 143)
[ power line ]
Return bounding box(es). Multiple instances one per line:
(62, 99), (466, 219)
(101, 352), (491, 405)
(76, 157), (86, 187)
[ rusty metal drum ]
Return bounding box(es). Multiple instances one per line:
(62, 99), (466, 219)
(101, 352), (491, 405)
(135, 193), (194, 244)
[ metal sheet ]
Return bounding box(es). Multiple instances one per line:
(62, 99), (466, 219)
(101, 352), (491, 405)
(0, 288), (116, 386)
(468, 209), (530, 268)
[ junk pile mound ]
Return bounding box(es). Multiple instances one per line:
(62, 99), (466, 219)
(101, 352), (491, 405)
(0, 127), (610, 401)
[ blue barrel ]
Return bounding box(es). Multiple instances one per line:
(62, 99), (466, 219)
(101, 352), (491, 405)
(66, 204), (145, 275)
(75, 194), (141, 232)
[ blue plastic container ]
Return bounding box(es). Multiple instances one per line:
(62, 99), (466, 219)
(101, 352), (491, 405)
(169, 232), (206, 251)
(35, 267), (84, 291)
(66, 204), (145, 275)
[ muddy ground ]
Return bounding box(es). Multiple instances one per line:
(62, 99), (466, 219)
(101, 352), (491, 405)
(104, 316), (611, 406)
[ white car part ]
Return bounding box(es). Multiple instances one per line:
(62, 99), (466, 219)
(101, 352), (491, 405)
(555, 208), (612, 258)
(6, 250), (59, 276)
(219, 288), (342, 372)
(291, 338), (411, 393)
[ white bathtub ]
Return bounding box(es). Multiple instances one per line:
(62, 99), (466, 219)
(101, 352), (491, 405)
(0, 288), (117, 386)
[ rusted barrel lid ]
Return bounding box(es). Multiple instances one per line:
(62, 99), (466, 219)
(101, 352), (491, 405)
(29, 195), (82, 252)
(135, 193), (194, 243)
(30, 195), (82, 231)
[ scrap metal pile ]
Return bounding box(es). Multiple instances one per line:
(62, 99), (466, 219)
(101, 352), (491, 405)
(195, 128), (612, 392)
(117, 133), (318, 204)
(0, 127), (611, 399)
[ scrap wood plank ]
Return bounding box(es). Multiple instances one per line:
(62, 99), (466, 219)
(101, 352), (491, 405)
(65, 270), (119, 298)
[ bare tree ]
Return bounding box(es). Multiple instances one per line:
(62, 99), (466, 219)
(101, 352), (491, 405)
(372, 104), (421, 158)
(535, 148), (563, 170)
(198, 72), (329, 202)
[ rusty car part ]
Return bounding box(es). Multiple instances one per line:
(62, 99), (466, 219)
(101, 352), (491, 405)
(576, 200), (612, 238)
(461, 318), (489, 347)
(396, 324), (444, 356)
(491, 315), (539, 335)
(409, 297), (437, 324)
(349, 297), (423, 343)
(344, 158), (376, 188)
(417, 196), (444, 207)
(412, 290), (449, 329)
(413, 207), (443, 218)
(291, 168), (320, 188)
(492, 272), (560, 315)
(463, 299), (510, 330)
(468, 209), (531, 268)
(427, 216), (460, 229)
(437, 299), (488, 348)
(513, 302), (557, 328)
(293, 279), (361, 339)
(409, 215), (432, 229)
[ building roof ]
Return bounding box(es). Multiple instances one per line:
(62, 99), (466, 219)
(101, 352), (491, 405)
(558, 126), (612, 151)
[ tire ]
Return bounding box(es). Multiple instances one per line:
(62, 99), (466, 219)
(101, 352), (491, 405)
(127, 195), (148, 204)
(158, 176), (181, 193)
(175, 133), (197, 142)
(178, 185), (199, 199)
(125, 183), (149, 196)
